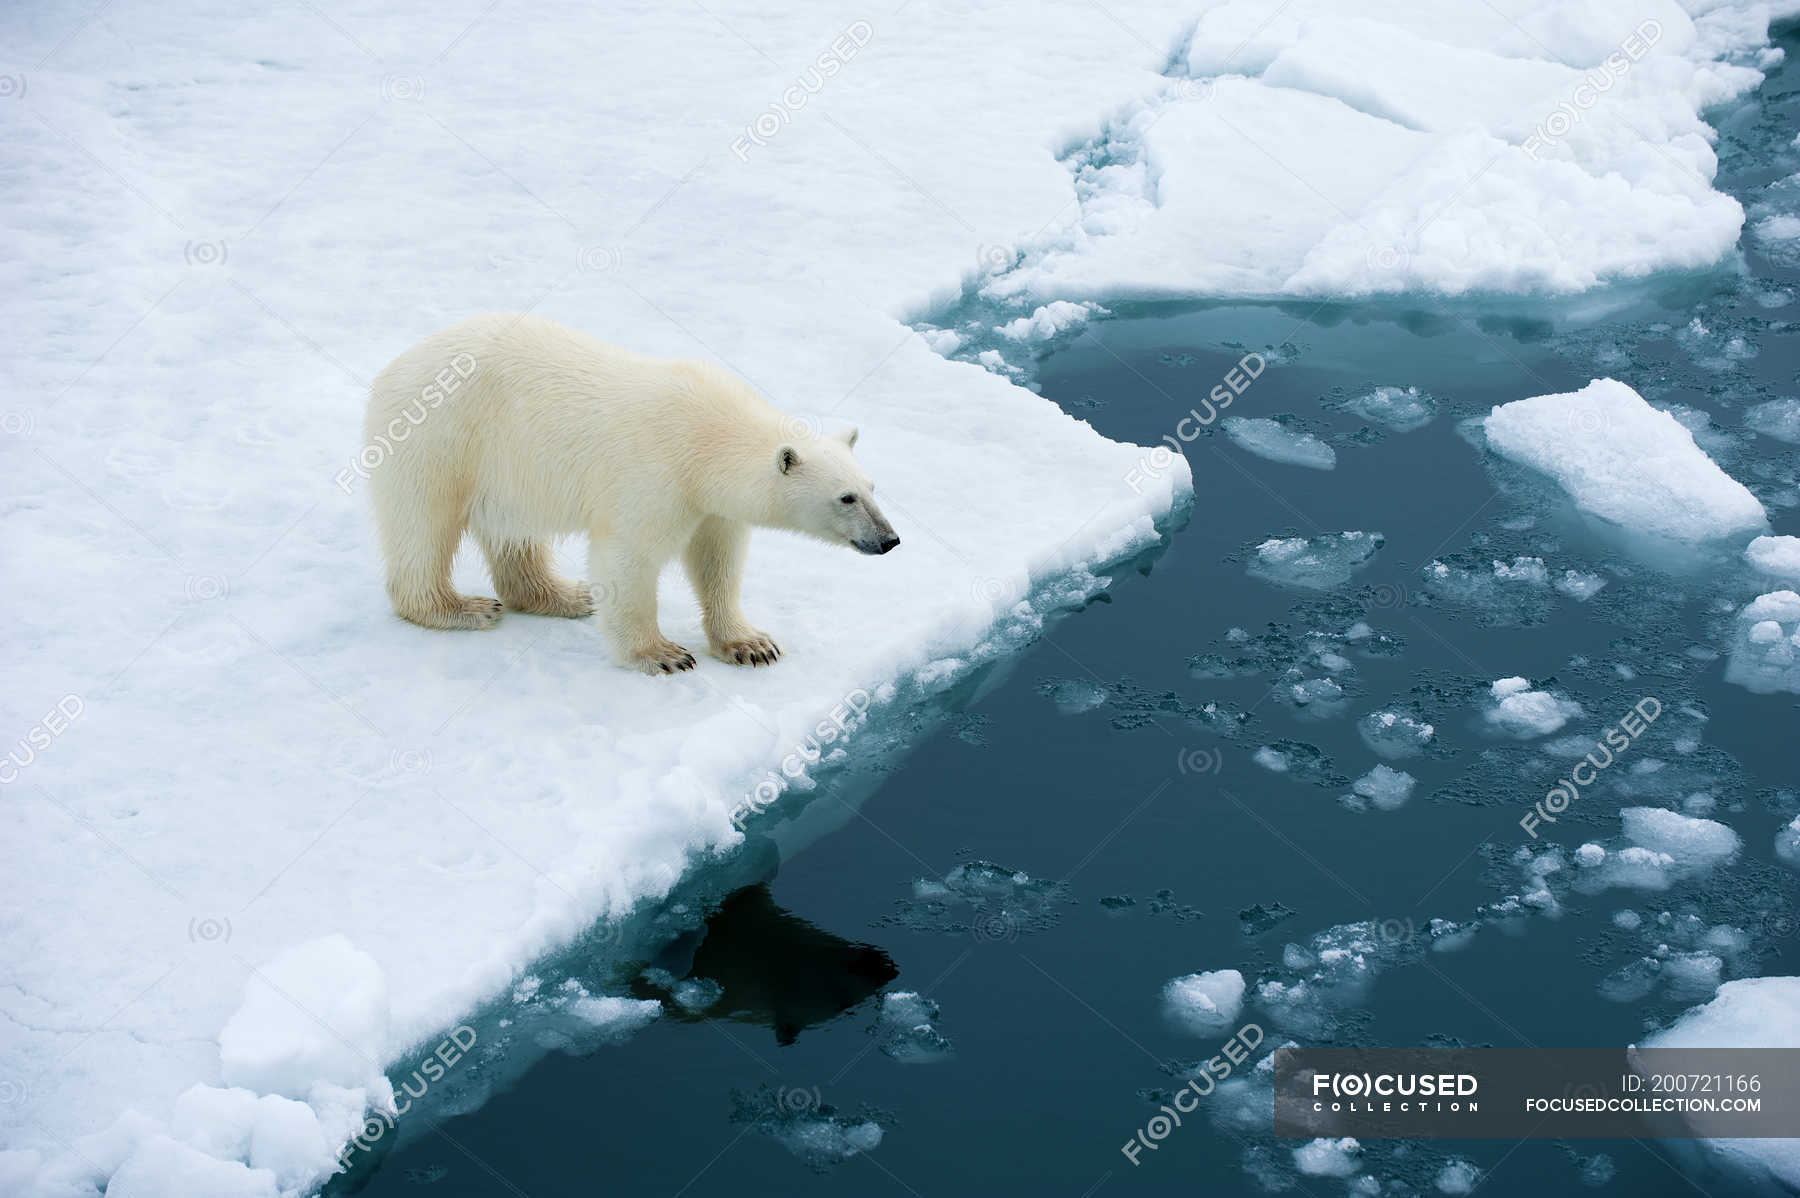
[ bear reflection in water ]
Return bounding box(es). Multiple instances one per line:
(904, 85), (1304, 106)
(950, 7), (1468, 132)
(632, 884), (897, 1045)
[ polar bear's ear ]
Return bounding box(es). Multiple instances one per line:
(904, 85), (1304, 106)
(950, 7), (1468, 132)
(833, 425), (860, 450)
(776, 445), (800, 474)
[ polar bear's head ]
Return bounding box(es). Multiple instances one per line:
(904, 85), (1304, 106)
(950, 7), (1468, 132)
(775, 427), (900, 555)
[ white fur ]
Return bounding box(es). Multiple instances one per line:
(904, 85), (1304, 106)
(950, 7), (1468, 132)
(364, 314), (897, 672)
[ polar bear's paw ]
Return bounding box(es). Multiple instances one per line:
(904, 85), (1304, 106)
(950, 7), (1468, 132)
(399, 594), (503, 630)
(711, 633), (781, 668)
(506, 580), (596, 619)
(630, 640), (698, 674)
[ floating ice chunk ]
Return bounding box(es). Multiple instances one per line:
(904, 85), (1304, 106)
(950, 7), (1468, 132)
(1598, 956), (1660, 1002)
(1484, 379), (1767, 542)
(1349, 764), (1416, 811)
(566, 993), (662, 1040)
(1579, 1153), (1617, 1187)
(1435, 1158), (1482, 1194)
(1746, 397), (1800, 443)
(1622, 807), (1741, 871)
(1163, 969), (1246, 1034)
(671, 978), (723, 1013)
(873, 991), (954, 1063)
(1345, 385), (1437, 432)
(1645, 978), (1800, 1191)
(1746, 535), (1800, 581)
(997, 300), (1105, 341)
(1293, 1136), (1362, 1177)
(1290, 677), (1345, 706)
(1039, 678), (1108, 714)
(1481, 678), (1583, 738)
(218, 935), (390, 1101)
(1224, 417), (1337, 469)
(1357, 710), (1434, 759)
(1724, 590), (1800, 695)
(975, 348), (1016, 375)
(1253, 746), (1291, 773)
(1249, 532), (1383, 589)
(731, 1087), (885, 1172)
(919, 327), (962, 356)
(1555, 569), (1607, 600)
(1661, 951), (1723, 1001)
(1775, 816), (1800, 870)
(1492, 556), (1547, 584)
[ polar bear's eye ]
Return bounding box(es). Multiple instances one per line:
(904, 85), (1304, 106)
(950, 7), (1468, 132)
(839, 493), (857, 505)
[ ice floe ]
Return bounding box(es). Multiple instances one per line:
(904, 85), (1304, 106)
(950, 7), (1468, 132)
(1249, 532), (1384, 590)
(1162, 969), (1247, 1035)
(1484, 379), (1767, 542)
(1725, 589), (1800, 694)
(1481, 677), (1585, 738)
(1223, 417), (1337, 469)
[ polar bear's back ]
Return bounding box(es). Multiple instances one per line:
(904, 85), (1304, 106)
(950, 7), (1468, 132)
(366, 314), (776, 538)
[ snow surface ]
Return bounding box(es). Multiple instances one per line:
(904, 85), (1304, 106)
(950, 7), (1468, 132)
(0, 4), (1209, 1194)
(1645, 977), (1800, 1191)
(1484, 379), (1768, 542)
(980, 0), (1797, 302)
(5, 1), (1797, 1194)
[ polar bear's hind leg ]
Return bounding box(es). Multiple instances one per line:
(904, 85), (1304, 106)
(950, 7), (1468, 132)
(381, 501), (502, 631)
(479, 535), (595, 619)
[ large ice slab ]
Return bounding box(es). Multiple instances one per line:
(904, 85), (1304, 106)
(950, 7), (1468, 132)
(984, 0), (1795, 303)
(1645, 977), (1800, 1191)
(0, 3), (1201, 1194)
(1484, 378), (1767, 541)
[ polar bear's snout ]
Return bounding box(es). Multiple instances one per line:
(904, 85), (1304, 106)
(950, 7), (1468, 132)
(853, 505), (901, 555)
(842, 487), (898, 555)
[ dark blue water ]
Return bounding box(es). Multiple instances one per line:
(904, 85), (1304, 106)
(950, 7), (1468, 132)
(330, 30), (1800, 1198)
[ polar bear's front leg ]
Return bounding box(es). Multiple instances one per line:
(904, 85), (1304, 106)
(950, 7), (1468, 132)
(590, 536), (695, 674)
(683, 517), (780, 667)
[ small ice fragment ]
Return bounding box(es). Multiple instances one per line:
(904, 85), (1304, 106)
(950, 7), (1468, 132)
(1224, 417), (1337, 469)
(1162, 969), (1246, 1034)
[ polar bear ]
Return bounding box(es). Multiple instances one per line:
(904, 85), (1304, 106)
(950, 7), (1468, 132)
(364, 315), (898, 673)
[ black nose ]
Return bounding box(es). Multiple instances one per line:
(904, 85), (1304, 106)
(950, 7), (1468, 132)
(877, 534), (900, 554)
